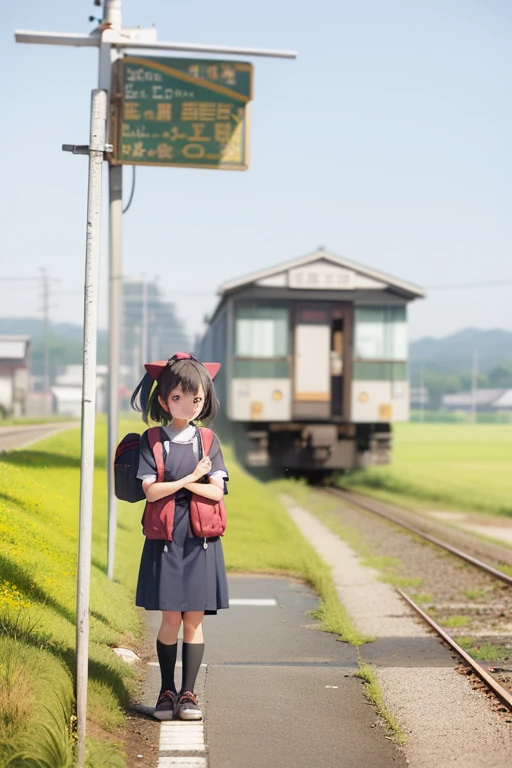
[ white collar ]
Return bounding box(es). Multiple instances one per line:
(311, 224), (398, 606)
(163, 424), (197, 443)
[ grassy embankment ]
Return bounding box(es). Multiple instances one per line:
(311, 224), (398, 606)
(341, 423), (512, 517)
(0, 420), (368, 767)
(0, 419), (144, 768)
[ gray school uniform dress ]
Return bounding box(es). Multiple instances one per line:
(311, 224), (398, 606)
(135, 424), (229, 615)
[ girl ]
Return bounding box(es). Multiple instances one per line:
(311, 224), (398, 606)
(131, 352), (229, 721)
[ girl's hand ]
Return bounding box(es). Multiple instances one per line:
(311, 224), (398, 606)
(191, 457), (212, 481)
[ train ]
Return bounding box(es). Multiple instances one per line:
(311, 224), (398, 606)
(198, 248), (424, 474)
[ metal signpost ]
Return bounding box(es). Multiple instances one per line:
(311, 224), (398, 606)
(74, 89), (108, 768)
(15, 2), (296, 765)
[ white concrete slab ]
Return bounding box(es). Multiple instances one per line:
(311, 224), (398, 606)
(228, 598), (277, 606)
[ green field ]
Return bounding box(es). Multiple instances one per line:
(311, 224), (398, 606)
(342, 423), (512, 517)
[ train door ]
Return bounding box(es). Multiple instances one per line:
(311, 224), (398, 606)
(293, 305), (331, 418)
(331, 305), (352, 420)
(331, 313), (344, 416)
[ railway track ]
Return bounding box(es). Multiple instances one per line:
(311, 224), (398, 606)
(324, 486), (512, 713)
(325, 487), (512, 587)
(398, 589), (512, 712)
(0, 422), (77, 453)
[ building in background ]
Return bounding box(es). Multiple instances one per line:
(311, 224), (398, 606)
(0, 335), (30, 417)
(51, 364), (108, 417)
(442, 389), (512, 413)
(121, 278), (190, 395)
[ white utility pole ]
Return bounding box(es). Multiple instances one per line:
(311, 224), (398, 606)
(420, 365), (424, 423)
(104, 0), (123, 582)
(75, 88), (108, 768)
(40, 268), (51, 410)
(107, 159), (122, 579)
(471, 347), (478, 424)
(141, 277), (148, 366)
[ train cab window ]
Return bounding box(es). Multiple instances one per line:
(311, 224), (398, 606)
(235, 306), (289, 358)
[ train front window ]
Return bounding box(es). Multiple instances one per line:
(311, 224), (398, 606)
(235, 306), (289, 358)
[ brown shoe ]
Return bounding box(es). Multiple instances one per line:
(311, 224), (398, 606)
(177, 691), (202, 721)
(153, 690), (177, 720)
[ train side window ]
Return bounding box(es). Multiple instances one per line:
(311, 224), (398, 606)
(354, 306), (407, 360)
(235, 306), (289, 358)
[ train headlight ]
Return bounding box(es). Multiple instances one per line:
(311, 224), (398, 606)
(272, 390), (283, 401)
(358, 391), (369, 403)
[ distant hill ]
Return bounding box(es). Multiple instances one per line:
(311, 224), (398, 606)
(0, 318), (96, 343)
(410, 328), (512, 375)
(0, 318), (108, 381)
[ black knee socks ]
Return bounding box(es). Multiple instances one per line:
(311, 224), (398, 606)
(157, 639), (178, 695)
(181, 642), (204, 694)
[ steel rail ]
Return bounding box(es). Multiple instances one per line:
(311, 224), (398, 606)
(397, 588), (512, 711)
(325, 487), (512, 588)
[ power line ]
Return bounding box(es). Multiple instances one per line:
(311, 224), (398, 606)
(0, 277), (40, 282)
(0, 277), (59, 284)
(425, 279), (512, 290)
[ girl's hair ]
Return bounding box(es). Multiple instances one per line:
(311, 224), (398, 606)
(131, 356), (218, 426)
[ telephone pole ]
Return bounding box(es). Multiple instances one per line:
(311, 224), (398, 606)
(141, 276), (148, 367)
(470, 347), (479, 424)
(40, 268), (51, 410)
(105, 0), (123, 583)
(74, 89), (108, 768)
(419, 365), (424, 423)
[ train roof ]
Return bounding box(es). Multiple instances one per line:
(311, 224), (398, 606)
(210, 248), (425, 318)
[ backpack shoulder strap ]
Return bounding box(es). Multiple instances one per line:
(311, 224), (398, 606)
(199, 427), (214, 456)
(147, 426), (166, 482)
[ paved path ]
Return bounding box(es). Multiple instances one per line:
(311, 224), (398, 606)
(140, 575), (406, 768)
(0, 422), (77, 452)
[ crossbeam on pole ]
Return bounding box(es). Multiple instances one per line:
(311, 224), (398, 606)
(14, 30), (100, 46)
(116, 39), (298, 59)
(15, 29), (298, 59)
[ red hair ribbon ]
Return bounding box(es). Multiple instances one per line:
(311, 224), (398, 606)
(144, 352), (221, 381)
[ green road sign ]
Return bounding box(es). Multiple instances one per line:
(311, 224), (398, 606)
(112, 56), (253, 170)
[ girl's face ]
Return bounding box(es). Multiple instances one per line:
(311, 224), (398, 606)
(159, 383), (205, 423)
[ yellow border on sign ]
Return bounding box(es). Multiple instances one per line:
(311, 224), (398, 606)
(123, 56), (252, 102)
(114, 159), (249, 171)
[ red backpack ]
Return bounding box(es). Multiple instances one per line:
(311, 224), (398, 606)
(141, 427), (227, 542)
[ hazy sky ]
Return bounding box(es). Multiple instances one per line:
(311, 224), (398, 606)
(2, 0), (511, 344)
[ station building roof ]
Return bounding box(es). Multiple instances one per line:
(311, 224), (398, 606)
(442, 389), (512, 409)
(492, 390), (512, 408)
(0, 335), (30, 363)
(215, 248), (425, 308)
